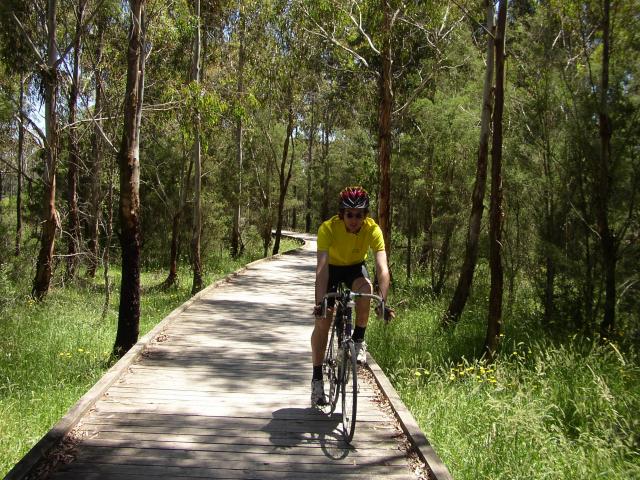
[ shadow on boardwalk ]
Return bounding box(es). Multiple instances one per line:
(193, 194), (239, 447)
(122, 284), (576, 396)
(11, 234), (434, 480)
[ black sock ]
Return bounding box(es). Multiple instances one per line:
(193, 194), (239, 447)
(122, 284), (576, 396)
(312, 365), (323, 381)
(352, 326), (366, 343)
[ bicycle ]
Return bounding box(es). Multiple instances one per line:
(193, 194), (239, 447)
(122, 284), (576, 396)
(319, 284), (384, 443)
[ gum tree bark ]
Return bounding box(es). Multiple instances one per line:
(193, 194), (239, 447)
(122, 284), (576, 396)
(231, 6), (245, 258)
(485, 0), (507, 361)
(15, 76), (25, 256)
(377, 0), (393, 256)
(87, 14), (105, 278)
(443, 0), (495, 326)
(596, 0), (616, 338)
(190, 0), (203, 294)
(32, 0), (60, 300)
(272, 86), (295, 255)
(65, 0), (86, 280)
(113, 0), (146, 357)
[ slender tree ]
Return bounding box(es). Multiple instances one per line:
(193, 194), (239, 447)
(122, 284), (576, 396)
(272, 84), (295, 255)
(87, 13), (106, 278)
(485, 0), (507, 360)
(377, 0), (393, 256)
(32, 0), (61, 300)
(443, 0), (495, 326)
(190, 0), (203, 294)
(65, 0), (87, 280)
(15, 76), (25, 256)
(113, 0), (146, 357)
(231, 4), (246, 258)
(595, 0), (616, 337)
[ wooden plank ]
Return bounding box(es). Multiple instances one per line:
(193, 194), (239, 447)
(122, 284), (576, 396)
(78, 437), (403, 455)
(51, 463), (412, 480)
(72, 445), (408, 467)
(53, 460), (412, 478)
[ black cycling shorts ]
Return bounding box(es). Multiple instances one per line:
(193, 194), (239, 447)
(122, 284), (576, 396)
(326, 262), (370, 307)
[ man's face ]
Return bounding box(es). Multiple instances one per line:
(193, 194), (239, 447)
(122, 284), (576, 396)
(343, 209), (365, 233)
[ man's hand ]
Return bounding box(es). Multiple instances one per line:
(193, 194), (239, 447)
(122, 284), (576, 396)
(313, 303), (324, 317)
(375, 304), (396, 323)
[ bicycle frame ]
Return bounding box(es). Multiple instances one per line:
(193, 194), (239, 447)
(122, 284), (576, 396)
(320, 284), (384, 442)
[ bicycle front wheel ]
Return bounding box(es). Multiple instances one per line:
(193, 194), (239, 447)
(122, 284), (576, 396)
(341, 341), (358, 443)
(322, 326), (340, 414)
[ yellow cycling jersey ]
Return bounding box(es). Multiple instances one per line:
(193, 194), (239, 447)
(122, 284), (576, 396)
(317, 215), (385, 266)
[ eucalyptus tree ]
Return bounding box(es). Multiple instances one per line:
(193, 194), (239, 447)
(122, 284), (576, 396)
(32, 0), (62, 300)
(444, 0), (495, 326)
(64, 0), (88, 280)
(189, 0), (204, 294)
(302, 0), (463, 256)
(485, 0), (507, 361)
(113, 0), (147, 357)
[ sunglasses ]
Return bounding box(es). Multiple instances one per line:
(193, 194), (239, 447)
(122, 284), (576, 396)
(345, 212), (365, 219)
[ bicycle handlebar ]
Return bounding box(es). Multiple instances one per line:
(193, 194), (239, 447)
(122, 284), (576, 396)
(320, 291), (385, 319)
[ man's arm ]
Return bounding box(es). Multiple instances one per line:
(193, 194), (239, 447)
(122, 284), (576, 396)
(374, 250), (390, 301)
(315, 251), (329, 305)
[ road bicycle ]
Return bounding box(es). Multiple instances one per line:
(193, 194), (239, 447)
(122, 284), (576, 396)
(319, 284), (384, 443)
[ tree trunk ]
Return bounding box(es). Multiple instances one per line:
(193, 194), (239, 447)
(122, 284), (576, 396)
(65, 0), (86, 280)
(443, 0), (495, 326)
(190, 0), (203, 295)
(231, 7), (245, 258)
(113, 0), (146, 357)
(596, 0), (616, 338)
(15, 76), (25, 256)
(272, 90), (295, 255)
(32, 0), (60, 300)
(87, 14), (105, 279)
(484, 0), (507, 361)
(101, 163), (115, 320)
(305, 95), (315, 232)
(377, 0), (393, 256)
(418, 149), (434, 267)
(161, 155), (192, 289)
(320, 120), (331, 221)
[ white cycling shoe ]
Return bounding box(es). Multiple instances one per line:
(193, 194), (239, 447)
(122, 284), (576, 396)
(311, 379), (327, 407)
(354, 341), (367, 364)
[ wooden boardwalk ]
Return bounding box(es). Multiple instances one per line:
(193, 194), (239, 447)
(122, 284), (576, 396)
(13, 234), (449, 480)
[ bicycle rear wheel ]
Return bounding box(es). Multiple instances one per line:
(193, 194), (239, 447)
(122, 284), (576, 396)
(322, 326), (340, 414)
(341, 341), (358, 443)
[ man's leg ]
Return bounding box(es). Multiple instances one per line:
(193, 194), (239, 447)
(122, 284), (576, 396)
(352, 277), (372, 363)
(311, 313), (332, 366)
(310, 312), (332, 406)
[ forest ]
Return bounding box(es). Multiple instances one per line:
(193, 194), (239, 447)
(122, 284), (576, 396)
(0, 1), (638, 478)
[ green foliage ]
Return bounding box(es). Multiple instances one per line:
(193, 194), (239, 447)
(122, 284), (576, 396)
(367, 281), (640, 480)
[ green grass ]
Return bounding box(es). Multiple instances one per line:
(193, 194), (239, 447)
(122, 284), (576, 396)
(367, 281), (640, 480)
(0, 234), (301, 477)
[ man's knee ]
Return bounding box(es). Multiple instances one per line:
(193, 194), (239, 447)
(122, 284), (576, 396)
(352, 277), (372, 294)
(314, 313), (333, 333)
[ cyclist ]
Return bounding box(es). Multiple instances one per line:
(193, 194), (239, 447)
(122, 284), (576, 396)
(311, 186), (395, 407)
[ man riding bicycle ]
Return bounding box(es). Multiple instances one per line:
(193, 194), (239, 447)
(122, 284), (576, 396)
(311, 186), (394, 407)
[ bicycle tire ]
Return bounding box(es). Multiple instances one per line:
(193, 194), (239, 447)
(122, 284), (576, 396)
(322, 324), (340, 414)
(341, 341), (358, 443)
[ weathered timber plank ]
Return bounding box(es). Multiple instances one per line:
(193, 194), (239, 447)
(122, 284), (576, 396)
(51, 463), (411, 480)
(53, 459), (412, 478)
(77, 437), (402, 456)
(72, 445), (408, 467)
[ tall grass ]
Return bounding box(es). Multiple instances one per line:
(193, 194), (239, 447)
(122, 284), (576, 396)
(367, 278), (640, 479)
(0, 234), (300, 477)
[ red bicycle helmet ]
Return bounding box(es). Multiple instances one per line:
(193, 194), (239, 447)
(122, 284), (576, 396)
(339, 186), (370, 209)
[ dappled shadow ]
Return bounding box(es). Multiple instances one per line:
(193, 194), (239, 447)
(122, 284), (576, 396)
(44, 239), (418, 479)
(262, 408), (352, 460)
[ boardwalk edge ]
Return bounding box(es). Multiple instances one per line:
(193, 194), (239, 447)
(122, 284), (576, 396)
(367, 354), (454, 480)
(4, 238), (305, 480)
